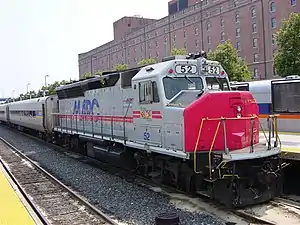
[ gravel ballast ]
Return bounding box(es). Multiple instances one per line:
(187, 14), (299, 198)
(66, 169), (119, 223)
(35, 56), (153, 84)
(0, 125), (226, 225)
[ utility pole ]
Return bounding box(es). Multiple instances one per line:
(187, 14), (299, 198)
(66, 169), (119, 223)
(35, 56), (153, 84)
(44, 74), (49, 97)
(27, 83), (31, 99)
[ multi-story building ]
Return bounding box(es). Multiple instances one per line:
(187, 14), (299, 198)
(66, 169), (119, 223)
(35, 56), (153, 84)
(78, 0), (299, 79)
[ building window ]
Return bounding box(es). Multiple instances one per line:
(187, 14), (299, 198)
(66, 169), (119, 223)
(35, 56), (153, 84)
(291, 0), (296, 6)
(184, 41), (187, 49)
(173, 35), (176, 41)
(183, 20), (185, 26)
(207, 36), (211, 44)
(253, 68), (258, 78)
(155, 41), (158, 47)
(236, 41), (241, 50)
(270, 2), (276, 12)
(235, 13), (240, 23)
(207, 22), (211, 31)
(253, 53), (258, 62)
(251, 8), (256, 18)
(252, 23), (257, 33)
(195, 39), (199, 47)
(184, 30), (187, 38)
(252, 38), (258, 48)
(271, 18), (277, 29)
(220, 18), (224, 28)
(221, 31), (225, 41)
(236, 28), (240, 37)
(208, 48), (212, 52)
(195, 27), (198, 35)
(233, 0), (238, 7)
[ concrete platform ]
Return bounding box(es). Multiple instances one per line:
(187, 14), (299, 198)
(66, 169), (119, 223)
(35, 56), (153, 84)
(259, 132), (300, 160)
(0, 162), (42, 225)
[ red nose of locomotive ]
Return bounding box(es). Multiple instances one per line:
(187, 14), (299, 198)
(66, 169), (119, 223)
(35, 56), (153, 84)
(183, 91), (259, 153)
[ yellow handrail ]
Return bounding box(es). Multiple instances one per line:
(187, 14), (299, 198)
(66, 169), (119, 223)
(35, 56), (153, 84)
(271, 116), (281, 147)
(209, 121), (221, 179)
(192, 114), (280, 176)
(193, 118), (205, 173)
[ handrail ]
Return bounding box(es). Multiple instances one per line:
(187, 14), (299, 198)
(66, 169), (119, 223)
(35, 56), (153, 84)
(208, 120), (221, 179)
(193, 114), (280, 176)
(193, 118), (205, 173)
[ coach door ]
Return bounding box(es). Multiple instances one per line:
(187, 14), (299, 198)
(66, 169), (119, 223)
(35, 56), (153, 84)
(42, 104), (46, 131)
(6, 105), (9, 121)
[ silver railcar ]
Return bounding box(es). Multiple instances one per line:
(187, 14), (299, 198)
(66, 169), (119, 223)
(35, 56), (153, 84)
(0, 103), (8, 123)
(8, 96), (58, 132)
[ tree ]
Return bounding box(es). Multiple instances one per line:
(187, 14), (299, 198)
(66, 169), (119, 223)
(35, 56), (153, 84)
(138, 58), (157, 66)
(274, 13), (300, 77)
(114, 64), (128, 71)
(95, 71), (102, 75)
(208, 40), (251, 81)
(82, 72), (92, 79)
(171, 48), (188, 56)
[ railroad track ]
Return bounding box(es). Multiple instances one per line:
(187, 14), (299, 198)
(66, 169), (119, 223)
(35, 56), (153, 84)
(0, 137), (119, 225)
(273, 196), (300, 210)
(3, 129), (300, 225)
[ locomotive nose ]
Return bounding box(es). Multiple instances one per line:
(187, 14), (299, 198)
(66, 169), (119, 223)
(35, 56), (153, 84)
(184, 91), (259, 152)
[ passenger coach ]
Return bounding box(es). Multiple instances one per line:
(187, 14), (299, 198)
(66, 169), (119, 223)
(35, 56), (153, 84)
(230, 75), (300, 133)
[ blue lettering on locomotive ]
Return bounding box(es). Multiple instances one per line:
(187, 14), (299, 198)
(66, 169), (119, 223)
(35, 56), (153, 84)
(73, 98), (99, 115)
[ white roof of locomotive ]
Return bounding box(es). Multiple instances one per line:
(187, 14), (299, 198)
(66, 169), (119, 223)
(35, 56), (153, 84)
(132, 56), (224, 82)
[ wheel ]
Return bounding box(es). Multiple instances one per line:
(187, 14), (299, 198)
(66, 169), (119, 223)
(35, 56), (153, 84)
(155, 212), (180, 225)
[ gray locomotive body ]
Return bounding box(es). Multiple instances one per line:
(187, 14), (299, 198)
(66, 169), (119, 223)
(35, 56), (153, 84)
(0, 54), (283, 208)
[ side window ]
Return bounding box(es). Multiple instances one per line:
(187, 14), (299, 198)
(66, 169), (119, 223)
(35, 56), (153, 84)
(139, 81), (160, 104)
(152, 81), (160, 103)
(139, 82), (146, 102)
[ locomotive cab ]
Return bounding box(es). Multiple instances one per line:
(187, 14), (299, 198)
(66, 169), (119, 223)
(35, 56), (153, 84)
(131, 54), (282, 207)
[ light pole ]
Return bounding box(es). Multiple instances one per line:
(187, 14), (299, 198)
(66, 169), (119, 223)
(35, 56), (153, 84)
(44, 74), (49, 97)
(27, 83), (31, 99)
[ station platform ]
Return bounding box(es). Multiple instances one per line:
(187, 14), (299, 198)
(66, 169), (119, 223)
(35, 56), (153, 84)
(0, 162), (42, 225)
(259, 132), (300, 161)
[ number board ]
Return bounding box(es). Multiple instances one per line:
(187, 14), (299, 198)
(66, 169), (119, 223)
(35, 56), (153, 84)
(207, 65), (220, 75)
(175, 64), (197, 74)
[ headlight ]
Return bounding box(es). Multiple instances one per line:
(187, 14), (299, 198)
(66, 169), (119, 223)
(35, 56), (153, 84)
(237, 106), (242, 112)
(237, 113), (241, 118)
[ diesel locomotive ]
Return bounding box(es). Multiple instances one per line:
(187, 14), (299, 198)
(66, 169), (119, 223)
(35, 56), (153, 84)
(0, 53), (283, 207)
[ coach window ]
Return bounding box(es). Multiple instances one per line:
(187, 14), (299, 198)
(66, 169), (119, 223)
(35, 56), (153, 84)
(139, 81), (160, 104)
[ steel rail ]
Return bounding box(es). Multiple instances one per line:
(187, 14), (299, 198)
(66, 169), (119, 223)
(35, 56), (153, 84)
(0, 137), (119, 225)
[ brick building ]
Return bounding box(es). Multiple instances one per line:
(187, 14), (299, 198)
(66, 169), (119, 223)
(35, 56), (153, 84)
(78, 0), (299, 79)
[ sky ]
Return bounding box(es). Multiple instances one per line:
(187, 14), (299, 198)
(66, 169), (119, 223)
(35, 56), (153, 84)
(0, 0), (169, 98)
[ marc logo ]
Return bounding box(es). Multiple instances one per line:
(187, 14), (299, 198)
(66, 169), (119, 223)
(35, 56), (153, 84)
(73, 98), (99, 115)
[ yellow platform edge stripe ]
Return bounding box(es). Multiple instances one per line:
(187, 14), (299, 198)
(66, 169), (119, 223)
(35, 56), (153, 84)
(0, 162), (42, 225)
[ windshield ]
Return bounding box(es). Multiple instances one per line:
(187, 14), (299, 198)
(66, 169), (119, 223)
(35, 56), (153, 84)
(205, 77), (230, 90)
(163, 77), (203, 100)
(167, 91), (200, 108)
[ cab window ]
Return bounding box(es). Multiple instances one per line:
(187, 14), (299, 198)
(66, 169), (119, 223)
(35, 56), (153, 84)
(205, 77), (229, 90)
(139, 81), (160, 104)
